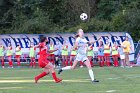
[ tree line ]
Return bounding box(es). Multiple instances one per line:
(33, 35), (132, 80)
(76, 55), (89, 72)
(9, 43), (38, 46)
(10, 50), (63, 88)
(0, 0), (139, 42)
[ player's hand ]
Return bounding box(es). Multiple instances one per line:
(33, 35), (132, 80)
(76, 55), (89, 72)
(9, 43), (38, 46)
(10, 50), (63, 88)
(55, 48), (59, 51)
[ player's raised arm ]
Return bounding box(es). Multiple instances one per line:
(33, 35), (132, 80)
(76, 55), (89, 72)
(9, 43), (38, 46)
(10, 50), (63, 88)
(48, 48), (58, 53)
(34, 44), (40, 48)
(88, 37), (101, 44)
(74, 40), (79, 49)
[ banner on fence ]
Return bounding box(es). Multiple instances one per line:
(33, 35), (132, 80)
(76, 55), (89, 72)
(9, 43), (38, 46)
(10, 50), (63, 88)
(0, 32), (134, 61)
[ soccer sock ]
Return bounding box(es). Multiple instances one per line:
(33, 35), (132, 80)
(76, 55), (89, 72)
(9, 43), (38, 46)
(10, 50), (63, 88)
(2, 61), (4, 66)
(88, 69), (95, 81)
(107, 61), (110, 66)
(9, 61), (13, 67)
(80, 61), (83, 66)
(107, 58), (110, 66)
(36, 72), (47, 80)
(114, 60), (116, 66)
(115, 60), (119, 66)
(33, 62), (36, 67)
(30, 62), (33, 67)
(62, 66), (71, 70)
(102, 61), (104, 67)
(30, 58), (33, 67)
(52, 72), (58, 81)
(17, 61), (20, 66)
(65, 61), (68, 66)
(100, 61), (102, 67)
(70, 61), (73, 66)
(90, 61), (93, 67)
(52, 59), (55, 65)
(62, 61), (65, 67)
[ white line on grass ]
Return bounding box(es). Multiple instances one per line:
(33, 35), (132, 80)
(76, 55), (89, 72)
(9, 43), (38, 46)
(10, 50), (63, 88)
(0, 87), (23, 90)
(0, 79), (90, 83)
(107, 75), (140, 80)
(106, 90), (116, 93)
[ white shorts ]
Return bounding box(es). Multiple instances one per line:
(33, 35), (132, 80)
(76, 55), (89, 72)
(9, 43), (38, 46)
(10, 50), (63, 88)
(136, 58), (140, 66)
(120, 55), (125, 59)
(75, 53), (88, 62)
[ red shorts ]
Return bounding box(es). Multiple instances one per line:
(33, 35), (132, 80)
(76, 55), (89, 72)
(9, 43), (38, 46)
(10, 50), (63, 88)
(16, 55), (21, 58)
(49, 54), (54, 56)
(71, 55), (76, 57)
(112, 55), (119, 57)
(98, 56), (104, 58)
(38, 57), (49, 68)
(104, 53), (110, 57)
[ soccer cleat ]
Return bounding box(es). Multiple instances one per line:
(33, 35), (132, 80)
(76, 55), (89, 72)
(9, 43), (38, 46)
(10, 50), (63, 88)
(58, 69), (63, 74)
(92, 79), (99, 83)
(55, 78), (62, 83)
(34, 77), (39, 83)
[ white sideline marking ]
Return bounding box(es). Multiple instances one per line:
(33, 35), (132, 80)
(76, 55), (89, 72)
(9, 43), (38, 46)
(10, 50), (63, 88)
(0, 79), (90, 83)
(0, 77), (30, 79)
(107, 77), (120, 79)
(106, 90), (116, 93)
(0, 87), (23, 90)
(107, 75), (140, 80)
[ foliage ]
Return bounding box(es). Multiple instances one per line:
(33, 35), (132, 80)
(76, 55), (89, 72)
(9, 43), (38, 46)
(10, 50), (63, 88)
(0, 0), (139, 42)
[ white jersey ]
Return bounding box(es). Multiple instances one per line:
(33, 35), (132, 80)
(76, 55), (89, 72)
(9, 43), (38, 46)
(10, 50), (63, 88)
(76, 37), (88, 55)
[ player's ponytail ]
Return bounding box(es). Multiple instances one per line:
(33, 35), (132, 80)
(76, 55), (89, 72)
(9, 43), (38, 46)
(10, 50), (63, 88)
(40, 36), (47, 43)
(75, 34), (79, 38)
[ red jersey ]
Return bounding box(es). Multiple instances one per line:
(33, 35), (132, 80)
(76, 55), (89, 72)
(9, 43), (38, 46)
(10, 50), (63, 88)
(38, 43), (49, 68)
(38, 43), (48, 57)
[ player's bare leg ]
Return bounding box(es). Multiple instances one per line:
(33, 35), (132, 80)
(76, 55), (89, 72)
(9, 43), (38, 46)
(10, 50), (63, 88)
(34, 67), (50, 83)
(47, 62), (62, 83)
(84, 59), (99, 83)
(8, 56), (13, 68)
(88, 56), (93, 67)
(58, 60), (78, 74)
(69, 56), (73, 66)
(35, 62), (62, 83)
(64, 55), (68, 66)
(62, 55), (65, 67)
(0, 56), (4, 68)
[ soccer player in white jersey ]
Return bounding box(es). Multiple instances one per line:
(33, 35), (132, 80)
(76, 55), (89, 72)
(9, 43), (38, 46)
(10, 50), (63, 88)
(58, 29), (101, 83)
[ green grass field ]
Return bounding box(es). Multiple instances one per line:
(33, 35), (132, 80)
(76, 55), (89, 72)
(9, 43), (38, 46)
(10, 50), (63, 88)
(0, 67), (140, 93)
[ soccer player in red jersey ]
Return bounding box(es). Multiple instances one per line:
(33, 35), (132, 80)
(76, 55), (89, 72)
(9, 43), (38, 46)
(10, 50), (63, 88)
(34, 36), (62, 83)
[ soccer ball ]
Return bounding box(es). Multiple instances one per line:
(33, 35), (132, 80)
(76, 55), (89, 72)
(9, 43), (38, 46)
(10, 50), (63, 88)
(80, 13), (88, 21)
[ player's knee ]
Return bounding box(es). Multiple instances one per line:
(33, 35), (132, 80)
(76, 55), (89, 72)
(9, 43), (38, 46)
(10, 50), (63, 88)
(88, 66), (92, 69)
